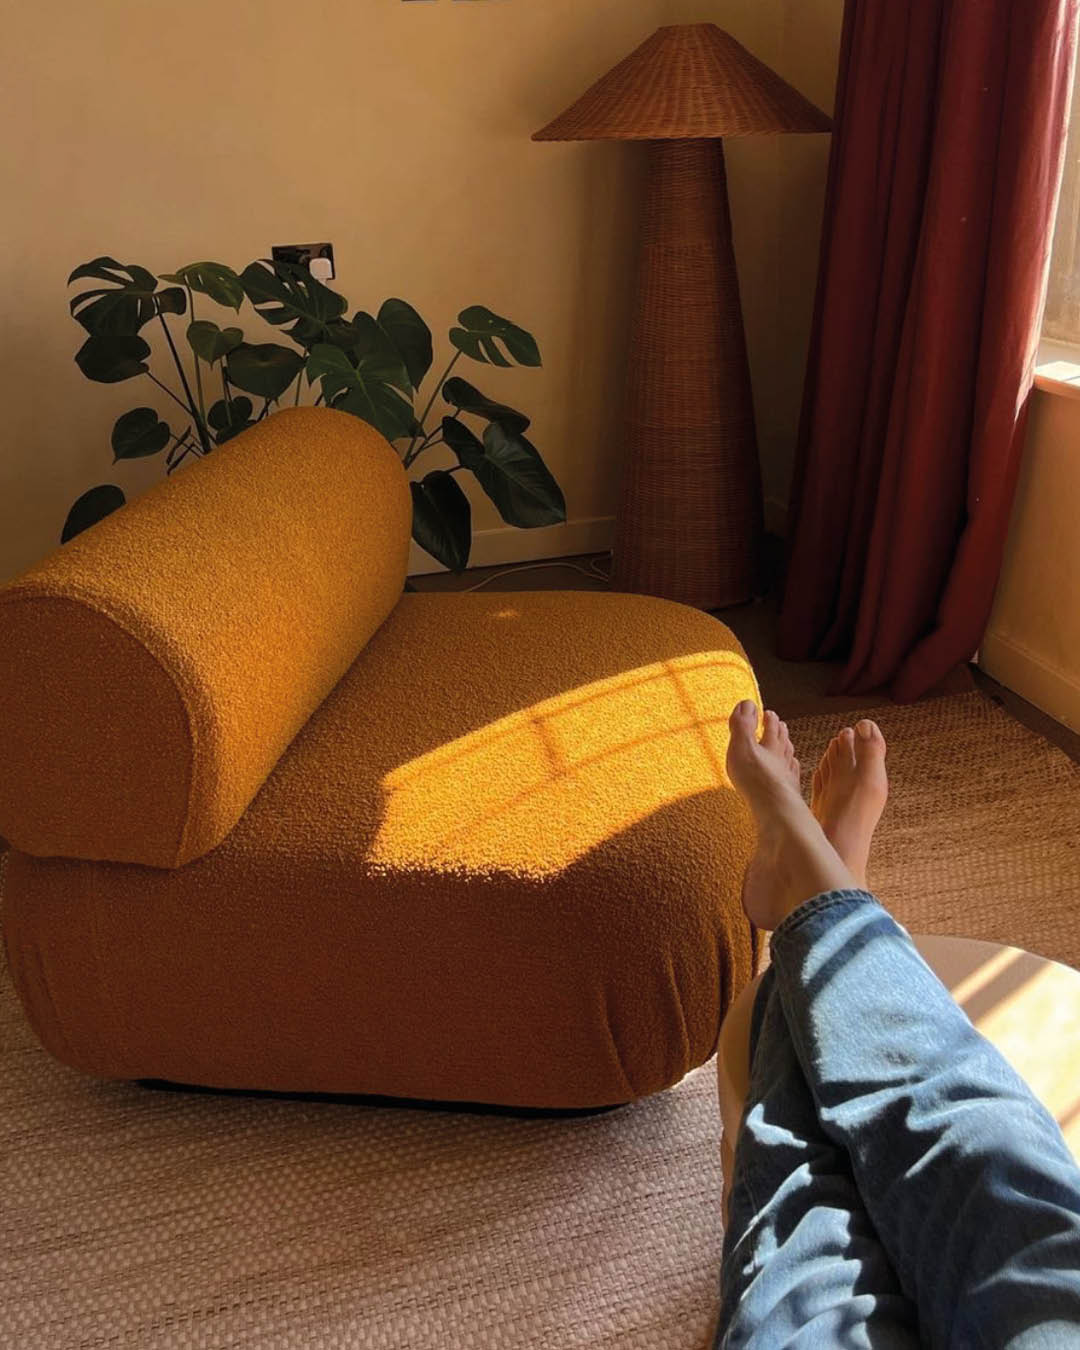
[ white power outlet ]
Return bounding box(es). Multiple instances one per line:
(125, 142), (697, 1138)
(270, 242), (336, 281)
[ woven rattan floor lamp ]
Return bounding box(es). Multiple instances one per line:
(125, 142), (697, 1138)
(534, 24), (831, 608)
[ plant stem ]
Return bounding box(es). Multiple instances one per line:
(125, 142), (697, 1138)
(166, 429), (191, 458)
(147, 373), (191, 415)
(157, 305), (211, 453)
(166, 429), (194, 474)
(404, 432), (443, 470)
(185, 285), (207, 425)
(407, 350), (461, 459)
(222, 367), (241, 423)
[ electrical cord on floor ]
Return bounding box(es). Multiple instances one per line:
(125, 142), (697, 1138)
(586, 554), (613, 581)
(462, 553), (613, 593)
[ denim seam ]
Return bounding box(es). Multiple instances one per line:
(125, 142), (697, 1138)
(770, 888), (879, 946)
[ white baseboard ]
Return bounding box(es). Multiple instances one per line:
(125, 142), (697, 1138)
(408, 516), (616, 577)
(407, 499), (792, 576)
(978, 629), (1080, 732)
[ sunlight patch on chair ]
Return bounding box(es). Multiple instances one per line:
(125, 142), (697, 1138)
(949, 946), (1024, 1007)
(369, 651), (756, 878)
(971, 961), (1080, 1153)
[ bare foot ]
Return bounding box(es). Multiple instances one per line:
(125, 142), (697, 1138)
(810, 721), (888, 889)
(726, 701), (858, 930)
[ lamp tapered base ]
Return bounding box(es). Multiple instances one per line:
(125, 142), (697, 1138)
(612, 138), (764, 610)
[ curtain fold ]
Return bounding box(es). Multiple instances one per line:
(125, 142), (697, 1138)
(777, 0), (1079, 702)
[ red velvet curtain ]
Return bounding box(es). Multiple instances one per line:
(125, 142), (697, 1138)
(777, 0), (1079, 701)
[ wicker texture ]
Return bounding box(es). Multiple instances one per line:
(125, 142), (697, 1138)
(1, 691), (1078, 1347)
(533, 24), (832, 142)
(535, 24), (829, 608)
(612, 140), (762, 608)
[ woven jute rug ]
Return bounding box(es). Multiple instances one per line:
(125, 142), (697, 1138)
(792, 691), (1080, 969)
(1, 691), (1078, 1349)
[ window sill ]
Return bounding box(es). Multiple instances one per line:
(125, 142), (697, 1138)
(1034, 338), (1080, 399)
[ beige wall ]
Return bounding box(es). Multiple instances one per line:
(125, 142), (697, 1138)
(0, 0), (841, 582)
(981, 389), (1080, 731)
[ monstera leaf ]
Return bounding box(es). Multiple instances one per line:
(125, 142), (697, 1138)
(353, 313), (412, 392)
(208, 396), (253, 431)
(442, 417), (564, 528)
(75, 334), (152, 383)
(161, 262), (245, 311)
(410, 471), (471, 572)
(111, 408), (171, 461)
(378, 299), (433, 391)
(207, 396), (256, 444)
(306, 338), (415, 443)
(187, 320), (243, 366)
(448, 307), (541, 368)
(68, 258), (163, 336)
(154, 287), (187, 317)
(442, 377), (530, 435)
(61, 484), (126, 543)
(226, 343), (305, 402)
(239, 260), (347, 348)
(317, 317), (365, 352)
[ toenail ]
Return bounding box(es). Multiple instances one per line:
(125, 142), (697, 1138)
(856, 721), (874, 739)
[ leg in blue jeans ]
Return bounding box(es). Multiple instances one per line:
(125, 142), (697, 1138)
(718, 964), (919, 1348)
(718, 702), (1080, 1349)
(767, 889), (1080, 1349)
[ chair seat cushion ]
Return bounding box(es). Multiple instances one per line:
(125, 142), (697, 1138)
(3, 591), (761, 1109)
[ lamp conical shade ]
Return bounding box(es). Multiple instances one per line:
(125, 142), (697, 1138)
(533, 23), (831, 142)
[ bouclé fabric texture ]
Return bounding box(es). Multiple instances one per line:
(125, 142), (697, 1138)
(0, 408), (760, 1108)
(0, 407), (411, 868)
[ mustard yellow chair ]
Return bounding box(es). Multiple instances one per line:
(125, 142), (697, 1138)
(0, 408), (761, 1110)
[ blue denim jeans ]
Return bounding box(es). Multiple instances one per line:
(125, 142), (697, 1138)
(717, 890), (1080, 1349)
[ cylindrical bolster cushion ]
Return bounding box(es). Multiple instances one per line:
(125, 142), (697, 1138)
(0, 407), (411, 868)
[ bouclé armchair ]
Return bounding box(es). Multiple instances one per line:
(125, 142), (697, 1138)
(0, 408), (759, 1109)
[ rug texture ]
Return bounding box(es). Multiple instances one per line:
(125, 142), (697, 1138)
(808, 691), (1080, 969)
(1, 690), (1078, 1349)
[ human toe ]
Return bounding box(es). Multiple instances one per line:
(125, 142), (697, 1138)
(762, 709), (782, 749)
(730, 699), (759, 734)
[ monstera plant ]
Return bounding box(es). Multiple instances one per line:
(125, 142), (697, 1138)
(64, 256), (565, 571)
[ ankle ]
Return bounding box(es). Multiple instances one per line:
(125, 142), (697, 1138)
(774, 820), (859, 921)
(744, 771), (802, 818)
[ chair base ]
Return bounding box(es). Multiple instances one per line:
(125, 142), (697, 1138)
(135, 1078), (627, 1120)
